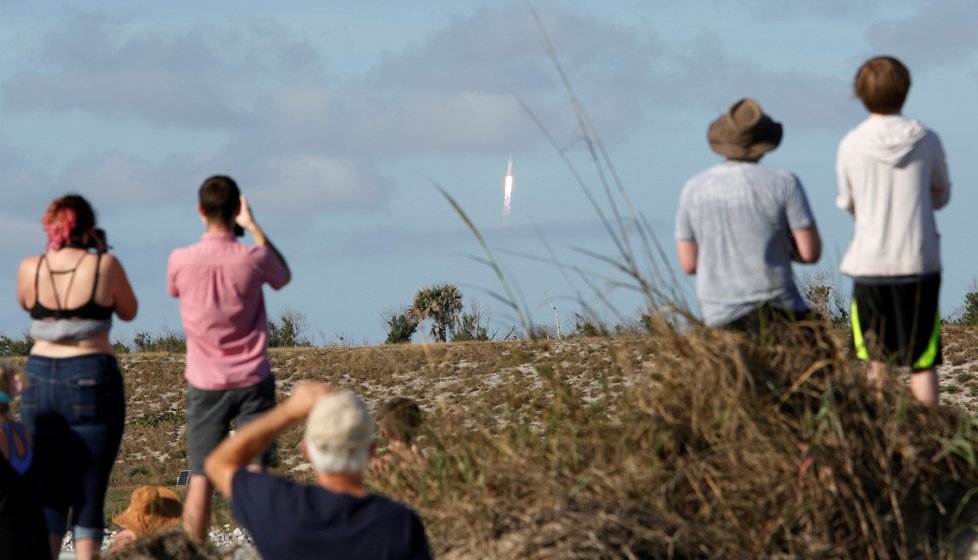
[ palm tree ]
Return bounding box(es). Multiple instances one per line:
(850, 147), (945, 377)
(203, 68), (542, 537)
(412, 284), (463, 342)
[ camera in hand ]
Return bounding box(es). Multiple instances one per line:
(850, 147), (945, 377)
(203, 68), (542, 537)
(88, 228), (111, 253)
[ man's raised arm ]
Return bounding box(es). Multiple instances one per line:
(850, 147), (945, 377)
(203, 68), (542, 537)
(236, 195), (292, 286)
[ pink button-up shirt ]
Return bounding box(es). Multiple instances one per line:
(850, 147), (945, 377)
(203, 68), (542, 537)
(167, 232), (289, 390)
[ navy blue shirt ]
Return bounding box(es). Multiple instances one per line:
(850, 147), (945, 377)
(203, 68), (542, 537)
(231, 469), (432, 560)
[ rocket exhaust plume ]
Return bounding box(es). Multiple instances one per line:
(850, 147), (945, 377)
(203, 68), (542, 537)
(502, 155), (514, 221)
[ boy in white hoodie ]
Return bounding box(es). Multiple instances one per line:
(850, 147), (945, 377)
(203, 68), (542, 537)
(837, 56), (951, 406)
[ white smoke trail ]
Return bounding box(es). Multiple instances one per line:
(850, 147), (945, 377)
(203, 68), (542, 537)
(502, 156), (514, 221)
(503, 175), (513, 220)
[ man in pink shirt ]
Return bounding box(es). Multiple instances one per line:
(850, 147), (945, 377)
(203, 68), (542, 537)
(167, 175), (291, 540)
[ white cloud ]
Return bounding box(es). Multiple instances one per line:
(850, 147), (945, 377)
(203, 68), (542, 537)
(868, 0), (978, 66)
(0, 4), (661, 213)
(0, 142), (47, 254)
(0, 210), (43, 258)
(37, 149), (387, 216)
(320, 219), (613, 259)
(741, 0), (897, 20)
(369, 4), (656, 94)
(660, 35), (860, 129)
(2, 13), (322, 128)
(55, 152), (179, 206)
(0, 139), (53, 213)
(0, 3), (863, 222)
(250, 155), (386, 211)
(236, 3), (658, 160)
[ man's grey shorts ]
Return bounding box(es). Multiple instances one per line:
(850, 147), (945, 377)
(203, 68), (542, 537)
(186, 376), (277, 475)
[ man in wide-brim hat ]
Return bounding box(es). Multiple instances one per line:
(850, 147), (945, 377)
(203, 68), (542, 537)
(675, 98), (822, 330)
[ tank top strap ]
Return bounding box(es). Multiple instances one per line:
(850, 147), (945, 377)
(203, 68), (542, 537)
(33, 255), (46, 294)
(89, 252), (104, 302)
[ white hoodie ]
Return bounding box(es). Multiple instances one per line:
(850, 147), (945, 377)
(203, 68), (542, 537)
(836, 115), (950, 276)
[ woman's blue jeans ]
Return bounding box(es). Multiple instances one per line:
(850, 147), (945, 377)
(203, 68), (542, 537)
(20, 353), (125, 542)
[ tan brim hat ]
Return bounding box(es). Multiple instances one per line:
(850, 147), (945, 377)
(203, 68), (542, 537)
(113, 486), (183, 535)
(707, 98), (783, 160)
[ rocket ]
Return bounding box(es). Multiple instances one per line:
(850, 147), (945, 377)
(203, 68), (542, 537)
(503, 155), (514, 221)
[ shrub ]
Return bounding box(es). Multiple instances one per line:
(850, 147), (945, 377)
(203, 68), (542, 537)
(572, 312), (606, 337)
(451, 303), (491, 342)
(384, 308), (419, 344)
(133, 328), (186, 353)
(526, 324), (558, 340)
(0, 332), (34, 356)
(268, 308), (312, 348)
(958, 283), (978, 326)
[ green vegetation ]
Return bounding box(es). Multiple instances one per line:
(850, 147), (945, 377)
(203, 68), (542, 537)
(450, 303), (491, 342)
(572, 311), (607, 337)
(133, 327), (187, 353)
(384, 307), (419, 344)
(268, 307), (312, 347)
(0, 332), (33, 356)
(958, 283), (978, 326)
(412, 283), (464, 342)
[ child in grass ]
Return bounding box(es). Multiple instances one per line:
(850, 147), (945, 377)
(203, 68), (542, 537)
(108, 486), (183, 554)
(0, 361), (49, 559)
(371, 397), (425, 471)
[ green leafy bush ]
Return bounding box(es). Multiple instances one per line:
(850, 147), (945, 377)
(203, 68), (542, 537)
(133, 328), (186, 353)
(958, 289), (978, 326)
(451, 303), (491, 342)
(384, 308), (419, 344)
(0, 333), (34, 356)
(268, 308), (312, 347)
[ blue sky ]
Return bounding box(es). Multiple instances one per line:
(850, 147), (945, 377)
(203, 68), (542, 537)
(0, 1), (975, 344)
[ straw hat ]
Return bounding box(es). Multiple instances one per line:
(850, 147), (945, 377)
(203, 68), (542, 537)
(707, 98), (783, 160)
(113, 486), (183, 535)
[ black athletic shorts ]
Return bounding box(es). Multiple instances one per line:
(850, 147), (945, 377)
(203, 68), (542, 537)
(850, 273), (942, 370)
(186, 375), (277, 475)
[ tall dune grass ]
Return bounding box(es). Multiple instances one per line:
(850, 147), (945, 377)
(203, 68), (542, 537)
(371, 321), (978, 558)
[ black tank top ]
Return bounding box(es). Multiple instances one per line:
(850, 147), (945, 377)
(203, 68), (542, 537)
(29, 252), (114, 321)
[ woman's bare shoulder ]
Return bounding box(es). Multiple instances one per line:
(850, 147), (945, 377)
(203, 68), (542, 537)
(18, 255), (42, 269)
(17, 255), (43, 281)
(98, 252), (126, 272)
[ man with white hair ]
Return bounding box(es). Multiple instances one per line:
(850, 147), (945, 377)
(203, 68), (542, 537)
(205, 383), (432, 560)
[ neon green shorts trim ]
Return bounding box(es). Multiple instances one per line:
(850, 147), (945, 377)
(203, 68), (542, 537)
(850, 275), (942, 370)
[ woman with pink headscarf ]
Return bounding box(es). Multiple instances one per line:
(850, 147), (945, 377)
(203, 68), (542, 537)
(16, 194), (138, 560)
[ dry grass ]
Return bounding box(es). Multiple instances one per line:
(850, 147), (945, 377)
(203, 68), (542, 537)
(82, 323), (978, 558)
